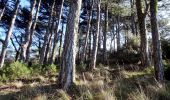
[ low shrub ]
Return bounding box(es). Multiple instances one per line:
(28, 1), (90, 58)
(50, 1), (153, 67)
(1, 61), (31, 80)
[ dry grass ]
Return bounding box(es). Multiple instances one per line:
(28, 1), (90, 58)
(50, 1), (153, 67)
(0, 67), (170, 100)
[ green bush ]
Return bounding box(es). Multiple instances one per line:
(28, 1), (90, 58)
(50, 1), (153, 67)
(143, 66), (154, 74)
(46, 64), (58, 74)
(30, 64), (58, 75)
(30, 64), (43, 75)
(2, 61), (31, 80)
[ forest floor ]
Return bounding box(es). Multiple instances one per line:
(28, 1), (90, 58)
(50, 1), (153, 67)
(0, 65), (170, 100)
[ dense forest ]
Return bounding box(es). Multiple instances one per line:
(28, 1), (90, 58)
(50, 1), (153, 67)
(0, 0), (170, 99)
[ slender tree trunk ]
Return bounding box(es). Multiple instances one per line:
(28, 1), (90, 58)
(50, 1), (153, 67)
(88, 30), (92, 59)
(10, 37), (20, 61)
(50, 0), (65, 64)
(45, 16), (56, 64)
(90, 0), (101, 69)
(136, 0), (150, 67)
(130, 0), (135, 35)
(21, 0), (36, 62)
(39, 0), (55, 64)
(103, 1), (108, 63)
(82, 0), (94, 62)
(116, 16), (120, 51)
(58, 20), (64, 63)
(0, 0), (8, 21)
(26, 0), (41, 62)
(150, 0), (164, 82)
(0, 0), (19, 68)
(44, 28), (53, 64)
(57, 0), (82, 90)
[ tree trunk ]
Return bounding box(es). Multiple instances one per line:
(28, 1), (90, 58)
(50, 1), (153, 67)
(90, 0), (101, 69)
(0, 0), (19, 68)
(58, 20), (64, 63)
(21, 0), (36, 62)
(57, 0), (82, 90)
(0, 2), (6, 21)
(130, 0), (135, 35)
(103, 1), (108, 63)
(39, 0), (55, 64)
(82, 0), (94, 62)
(26, 0), (41, 62)
(116, 16), (120, 51)
(136, 0), (150, 67)
(150, 0), (164, 82)
(50, 0), (65, 64)
(45, 15), (56, 64)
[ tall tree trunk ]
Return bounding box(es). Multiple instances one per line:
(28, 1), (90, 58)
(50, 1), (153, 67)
(82, 0), (94, 62)
(0, 0), (7, 21)
(116, 16), (120, 51)
(0, 0), (19, 68)
(21, 0), (36, 62)
(90, 0), (101, 69)
(150, 0), (164, 82)
(130, 0), (135, 35)
(45, 16), (56, 64)
(39, 0), (55, 64)
(103, 1), (108, 63)
(57, 0), (82, 90)
(50, 0), (65, 64)
(26, 0), (41, 62)
(58, 20), (64, 63)
(136, 0), (150, 67)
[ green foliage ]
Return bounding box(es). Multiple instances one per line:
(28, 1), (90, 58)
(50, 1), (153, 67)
(1, 61), (31, 80)
(29, 64), (43, 75)
(0, 61), (58, 82)
(126, 36), (140, 52)
(46, 64), (58, 74)
(77, 62), (86, 72)
(143, 66), (154, 74)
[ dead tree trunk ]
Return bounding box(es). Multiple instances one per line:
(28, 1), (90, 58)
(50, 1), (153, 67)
(0, 0), (20, 68)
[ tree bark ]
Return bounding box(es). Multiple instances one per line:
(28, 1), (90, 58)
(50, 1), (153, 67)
(116, 16), (120, 51)
(0, 0), (20, 68)
(136, 0), (150, 67)
(57, 0), (82, 90)
(103, 1), (108, 63)
(58, 20), (64, 64)
(150, 0), (164, 82)
(90, 0), (101, 69)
